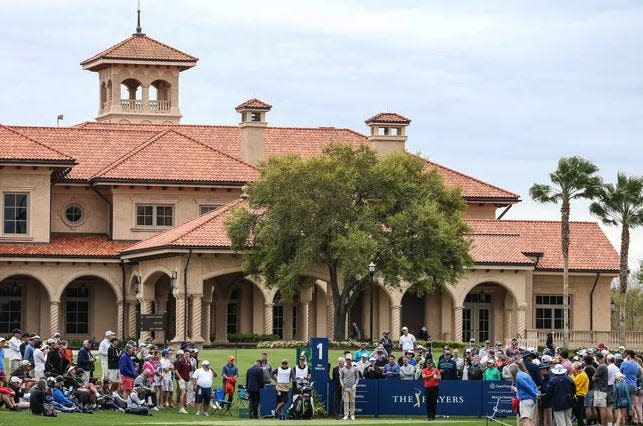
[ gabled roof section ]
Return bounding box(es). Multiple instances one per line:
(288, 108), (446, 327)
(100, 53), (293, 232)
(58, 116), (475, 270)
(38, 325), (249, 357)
(422, 157), (519, 202)
(0, 124), (75, 164)
(0, 234), (132, 258)
(235, 98), (272, 111)
(81, 34), (198, 70)
(365, 112), (411, 124)
(468, 220), (620, 272)
(122, 199), (244, 255)
(92, 129), (259, 184)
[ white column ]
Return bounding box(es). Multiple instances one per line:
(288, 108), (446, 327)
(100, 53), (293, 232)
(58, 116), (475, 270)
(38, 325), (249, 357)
(127, 302), (137, 339)
(117, 301), (125, 339)
(190, 295), (203, 343)
(49, 301), (61, 338)
(454, 306), (464, 342)
(390, 304), (401, 340)
(264, 303), (274, 335)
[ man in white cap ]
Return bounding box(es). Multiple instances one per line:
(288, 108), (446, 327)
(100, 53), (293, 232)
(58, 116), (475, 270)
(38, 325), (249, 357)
(192, 360), (216, 416)
(99, 330), (115, 380)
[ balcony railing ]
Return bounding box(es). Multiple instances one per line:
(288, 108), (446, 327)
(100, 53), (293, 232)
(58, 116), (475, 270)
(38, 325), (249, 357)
(509, 329), (643, 350)
(121, 99), (143, 112)
(149, 100), (171, 113)
(117, 99), (171, 113)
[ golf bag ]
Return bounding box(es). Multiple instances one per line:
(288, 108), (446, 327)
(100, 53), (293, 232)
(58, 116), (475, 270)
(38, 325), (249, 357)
(288, 379), (314, 420)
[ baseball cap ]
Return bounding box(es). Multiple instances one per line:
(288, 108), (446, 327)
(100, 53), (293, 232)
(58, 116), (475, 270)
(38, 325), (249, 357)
(160, 349), (169, 356)
(176, 350), (184, 355)
(382, 330), (389, 334)
(10, 376), (22, 384)
(12, 328), (21, 334)
(344, 354), (352, 360)
(0, 337), (5, 342)
(104, 330), (115, 337)
(369, 356), (376, 361)
(20, 360), (31, 366)
(202, 360), (210, 365)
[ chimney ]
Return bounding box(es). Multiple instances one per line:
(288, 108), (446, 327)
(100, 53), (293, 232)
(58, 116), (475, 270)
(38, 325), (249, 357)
(236, 98), (271, 166)
(365, 112), (411, 155)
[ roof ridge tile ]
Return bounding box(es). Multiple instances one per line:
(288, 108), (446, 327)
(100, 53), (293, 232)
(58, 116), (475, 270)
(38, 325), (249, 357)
(0, 124), (74, 161)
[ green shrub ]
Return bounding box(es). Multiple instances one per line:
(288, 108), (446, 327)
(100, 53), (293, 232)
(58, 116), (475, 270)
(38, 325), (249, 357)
(226, 333), (280, 343)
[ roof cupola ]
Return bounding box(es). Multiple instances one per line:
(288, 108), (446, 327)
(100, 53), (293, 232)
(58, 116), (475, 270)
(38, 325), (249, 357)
(365, 112), (411, 155)
(236, 98), (272, 166)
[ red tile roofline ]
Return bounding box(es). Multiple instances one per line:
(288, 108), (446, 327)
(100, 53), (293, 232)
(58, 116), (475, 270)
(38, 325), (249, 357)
(0, 124), (76, 163)
(81, 34), (198, 67)
(235, 98), (272, 111)
(91, 128), (259, 182)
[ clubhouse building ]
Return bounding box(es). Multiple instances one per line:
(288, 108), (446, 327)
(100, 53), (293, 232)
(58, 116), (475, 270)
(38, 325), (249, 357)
(0, 22), (622, 348)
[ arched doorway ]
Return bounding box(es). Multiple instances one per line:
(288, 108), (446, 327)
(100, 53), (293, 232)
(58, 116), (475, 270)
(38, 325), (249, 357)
(60, 275), (118, 339)
(0, 275), (50, 335)
(462, 282), (517, 343)
(153, 275), (176, 342)
(272, 291), (297, 340)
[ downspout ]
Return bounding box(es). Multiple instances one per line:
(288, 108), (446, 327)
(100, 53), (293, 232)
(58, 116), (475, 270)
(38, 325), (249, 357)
(120, 260), (126, 339)
(589, 272), (600, 330)
(497, 204), (512, 220)
(91, 183), (112, 239)
(183, 249), (193, 341)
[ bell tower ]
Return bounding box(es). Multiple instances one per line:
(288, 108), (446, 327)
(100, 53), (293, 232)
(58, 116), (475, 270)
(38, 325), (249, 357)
(80, 6), (198, 124)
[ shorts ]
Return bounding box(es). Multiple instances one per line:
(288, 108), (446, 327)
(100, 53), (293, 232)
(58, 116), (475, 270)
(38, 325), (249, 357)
(593, 390), (607, 408)
(161, 378), (173, 392)
(519, 399), (535, 419)
(178, 378), (188, 390)
(276, 390), (290, 404)
(627, 385), (639, 397)
(195, 386), (212, 404)
(584, 390), (594, 407)
(121, 376), (134, 392)
(606, 385), (615, 405)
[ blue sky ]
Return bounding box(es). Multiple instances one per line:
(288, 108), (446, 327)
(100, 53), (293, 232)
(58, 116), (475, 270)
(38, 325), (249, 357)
(1, 0), (641, 270)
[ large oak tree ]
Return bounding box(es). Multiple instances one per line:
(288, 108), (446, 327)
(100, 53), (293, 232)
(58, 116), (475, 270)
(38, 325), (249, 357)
(226, 144), (472, 340)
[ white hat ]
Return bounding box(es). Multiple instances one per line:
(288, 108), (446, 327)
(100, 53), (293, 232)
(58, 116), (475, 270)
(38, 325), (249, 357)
(0, 337), (5, 342)
(369, 356), (376, 361)
(344, 354), (352, 360)
(338, 357), (345, 362)
(541, 354), (553, 363)
(176, 350), (184, 355)
(10, 376), (22, 384)
(550, 364), (567, 375)
(105, 330), (115, 337)
(202, 360), (210, 365)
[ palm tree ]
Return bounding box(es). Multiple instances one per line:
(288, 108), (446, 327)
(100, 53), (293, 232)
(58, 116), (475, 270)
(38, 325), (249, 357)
(529, 156), (602, 348)
(590, 173), (643, 345)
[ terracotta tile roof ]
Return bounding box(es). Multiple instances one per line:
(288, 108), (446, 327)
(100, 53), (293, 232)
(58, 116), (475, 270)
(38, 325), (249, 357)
(81, 35), (197, 66)
(365, 112), (411, 124)
(422, 157), (519, 201)
(468, 220), (620, 271)
(92, 129), (259, 184)
(0, 125), (74, 164)
(122, 200), (244, 254)
(235, 98), (272, 111)
(12, 123), (517, 199)
(0, 234), (132, 258)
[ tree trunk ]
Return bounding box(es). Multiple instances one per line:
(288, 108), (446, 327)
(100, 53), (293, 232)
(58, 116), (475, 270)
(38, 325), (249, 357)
(618, 224), (630, 346)
(561, 198), (570, 349)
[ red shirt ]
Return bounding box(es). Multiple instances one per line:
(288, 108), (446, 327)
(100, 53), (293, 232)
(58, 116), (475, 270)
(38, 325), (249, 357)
(422, 367), (441, 388)
(174, 357), (193, 381)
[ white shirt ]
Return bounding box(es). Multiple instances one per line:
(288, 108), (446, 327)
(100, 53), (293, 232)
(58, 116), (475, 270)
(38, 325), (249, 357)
(399, 333), (416, 352)
(295, 364), (309, 379)
(193, 367), (214, 388)
(34, 348), (46, 372)
(160, 358), (173, 381)
(607, 363), (619, 386)
(7, 336), (21, 360)
(276, 367), (292, 384)
(98, 338), (111, 369)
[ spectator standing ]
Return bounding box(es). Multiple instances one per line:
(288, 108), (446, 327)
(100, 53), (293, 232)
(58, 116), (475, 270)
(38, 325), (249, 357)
(174, 350), (193, 414)
(349, 322), (361, 341)
(32, 340), (47, 380)
(421, 358), (441, 421)
(339, 357), (359, 420)
(399, 327), (416, 353)
(159, 348), (174, 407)
(509, 363), (540, 426)
(260, 352), (272, 385)
(23, 334), (38, 368)
(193, 360), (216, 416)
(353, 342), (370, 361)
(7, 329), (22, 372)
(363, 357), (382, 380)
(418, 326), (430, 340)
(246, 359), (265, 419)
(0, 338), (5, 383)
(483, 359), (501, 381)
(592, 352), (610, 426)
(98, 330), (115, 380)
(221, 355), (239, 403)
(379, 330), (393, 356)
(613, 372), (631, 426)
(620, 349), (641, 424)
(355, 354), (369, 375)
(544, 364), (576, 426)
(106, 337), (120, 382)
(119, 344), (137, 399)
(571, 361), (589, 426)
(77, 340), (94, 383)
(383, 355), (400, 379)
(400, 356), (415, 380)
(438, 351), (458, 380)
(505, 338), (520, 362)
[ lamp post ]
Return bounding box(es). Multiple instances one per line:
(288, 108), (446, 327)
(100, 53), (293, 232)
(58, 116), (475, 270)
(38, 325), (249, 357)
(368, 262), (376, 343)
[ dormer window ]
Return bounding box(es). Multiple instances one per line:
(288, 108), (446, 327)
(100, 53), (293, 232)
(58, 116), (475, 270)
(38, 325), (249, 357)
(136, 204), (174, 227)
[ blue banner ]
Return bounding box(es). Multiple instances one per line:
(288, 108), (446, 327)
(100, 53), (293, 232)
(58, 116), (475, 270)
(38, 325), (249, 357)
(481, 381), (514, 417)
(355, 380), (379, 415)
(309, 337), (329, 409)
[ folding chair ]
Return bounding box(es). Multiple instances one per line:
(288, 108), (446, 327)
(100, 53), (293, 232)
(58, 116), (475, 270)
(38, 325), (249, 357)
(212, 387), (233, 416)
(237, 385), (249, 409)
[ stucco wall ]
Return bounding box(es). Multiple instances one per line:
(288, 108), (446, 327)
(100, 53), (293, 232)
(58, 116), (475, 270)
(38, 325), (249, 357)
(110, 186), (241, 241)
(0, 167), (52, 243)
(463, 203), (498, 220)
(51, 185), (109, 233)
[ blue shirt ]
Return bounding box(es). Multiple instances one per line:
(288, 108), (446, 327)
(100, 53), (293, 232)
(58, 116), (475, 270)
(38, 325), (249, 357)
(222, 363), (239, 384)
(119, 352), (136, 378)
(620, 359), (639, 387)
(354, 349), (370, 361)
(383, 363), (400, 378)
(0, 348), (4, 371)
(516, 371), (539, 401)
(23, 343), (34, 364)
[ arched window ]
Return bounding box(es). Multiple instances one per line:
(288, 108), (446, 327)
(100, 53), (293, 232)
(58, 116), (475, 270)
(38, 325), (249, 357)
(100, 82), (107, 111)
(149, 80), (172, 113)
(120, 78), (142, 112)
